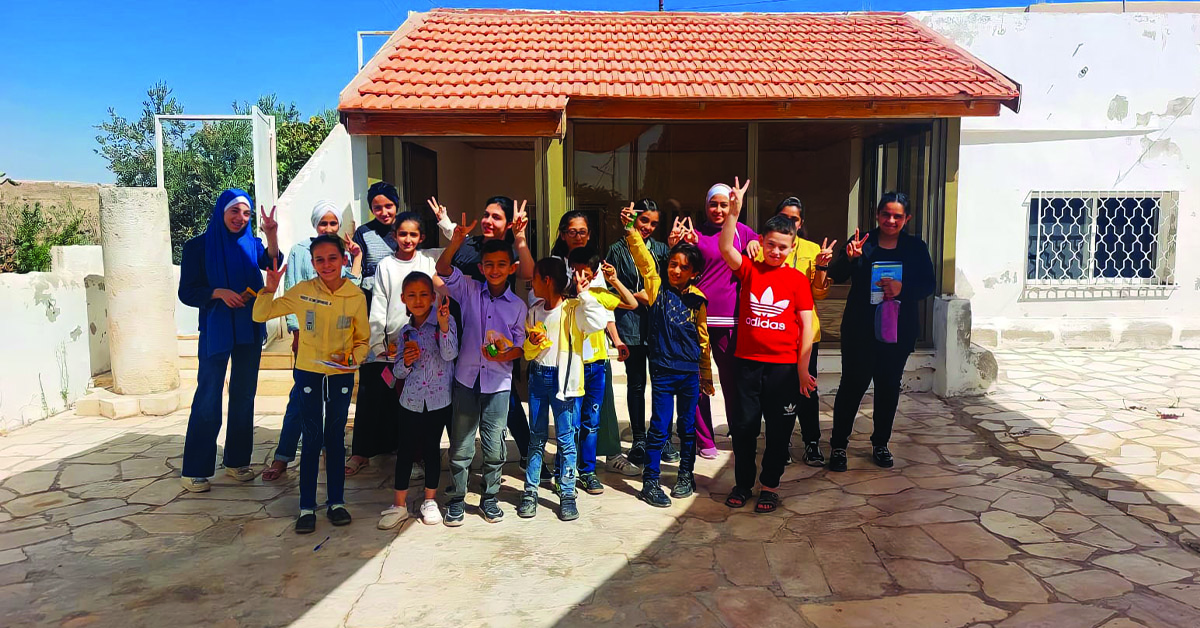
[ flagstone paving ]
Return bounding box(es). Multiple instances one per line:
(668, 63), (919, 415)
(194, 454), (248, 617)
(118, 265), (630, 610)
(2, 350), (1200, 626)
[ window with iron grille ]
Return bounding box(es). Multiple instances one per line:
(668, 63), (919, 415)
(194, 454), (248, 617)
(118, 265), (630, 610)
(1026, 192), (1178, 287)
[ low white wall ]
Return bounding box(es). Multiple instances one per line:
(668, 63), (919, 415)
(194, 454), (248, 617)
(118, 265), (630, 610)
(919, 11), (1200, 348)
(0, 247), (102, 431)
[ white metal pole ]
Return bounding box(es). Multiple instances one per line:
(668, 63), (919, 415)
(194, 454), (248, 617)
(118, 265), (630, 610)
(154, 116), (165, 189)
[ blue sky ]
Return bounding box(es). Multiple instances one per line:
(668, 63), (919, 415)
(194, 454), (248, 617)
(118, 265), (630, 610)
(3, 0), (1069, 183)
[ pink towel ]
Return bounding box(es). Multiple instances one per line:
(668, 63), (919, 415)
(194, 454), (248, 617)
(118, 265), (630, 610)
(876, 300), (899, 344)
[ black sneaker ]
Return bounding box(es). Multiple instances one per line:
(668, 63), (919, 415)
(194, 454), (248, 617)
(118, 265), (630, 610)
(804, 442), (826, 467)
(671, 471), (695, 498)
(480, 495), (504, 523)
(558, 497), (579, 521)
(662, 440), (681, 463)
(327, 505), (352, 526)
(295, 513), (317, 534)
(627, 440), (647, 465)
(517, 491), (538, 518)
(828, 448), (848, 472)
(873, 446), (894, 468)
(579, 473), (604, 495)
(444, 498), (466, 527)
(639, 480), (672, 508)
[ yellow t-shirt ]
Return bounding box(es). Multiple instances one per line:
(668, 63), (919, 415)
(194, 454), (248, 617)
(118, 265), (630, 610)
(754, 236), (829, 342)
(583, 288), (622, 363)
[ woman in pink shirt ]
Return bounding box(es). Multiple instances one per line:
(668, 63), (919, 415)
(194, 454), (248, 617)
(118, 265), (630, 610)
(671, 184), (759, 459)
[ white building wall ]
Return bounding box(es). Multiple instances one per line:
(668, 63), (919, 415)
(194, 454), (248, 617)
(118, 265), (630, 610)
(919, 11), (1200, 348)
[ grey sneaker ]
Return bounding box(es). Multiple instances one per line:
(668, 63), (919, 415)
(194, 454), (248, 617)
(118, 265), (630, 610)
(662, 440), (681, 463)
(671, 471), (695, 498)
(517, 491), (538, 518)
(558, 497), (579, 521)
(579, 473), (604, 495)
(480, 495), (504, 523)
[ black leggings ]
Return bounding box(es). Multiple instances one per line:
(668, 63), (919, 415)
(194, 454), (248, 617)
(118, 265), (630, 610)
(730, 359), (800, 491)
(831, 340), (912, 450)
(395, 405), (451, 491)
(797, 342), (821, 444)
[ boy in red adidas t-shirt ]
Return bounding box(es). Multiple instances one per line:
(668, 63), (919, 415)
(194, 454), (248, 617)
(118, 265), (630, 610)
(718, 178), (817, 514)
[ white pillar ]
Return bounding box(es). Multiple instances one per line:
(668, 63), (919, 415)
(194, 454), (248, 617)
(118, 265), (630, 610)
(933, 296), (997, 398)
(99, 186), (180, 395)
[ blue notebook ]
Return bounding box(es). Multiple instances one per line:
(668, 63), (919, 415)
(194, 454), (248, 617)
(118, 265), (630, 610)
(870, 262), (903, 304)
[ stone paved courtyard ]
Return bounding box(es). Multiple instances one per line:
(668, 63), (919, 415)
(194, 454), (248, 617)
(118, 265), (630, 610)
(5, 350), (1200, 627)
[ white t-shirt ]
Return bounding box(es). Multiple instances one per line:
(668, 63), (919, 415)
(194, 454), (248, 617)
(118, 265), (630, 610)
(369, 249), (443, 359)
(526, 299), (564, 368)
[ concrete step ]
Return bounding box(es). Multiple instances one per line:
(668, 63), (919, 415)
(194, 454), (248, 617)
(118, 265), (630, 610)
(177, 335), (293, 371)
(178, 369), (300, 397)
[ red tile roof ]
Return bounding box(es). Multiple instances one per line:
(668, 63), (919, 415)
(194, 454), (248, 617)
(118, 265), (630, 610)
(340, 9), (1020, 113)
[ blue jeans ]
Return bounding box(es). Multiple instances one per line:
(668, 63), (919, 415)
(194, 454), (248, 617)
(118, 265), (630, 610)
(294, 369), (354, 511)
(576, 360), (606, 474)
(645, 366), (699, 482)
(447, 381), (510, 500)
(182, 342), (261, 478)
(526, 363), (580, 497)
(274, 384), (303, 462)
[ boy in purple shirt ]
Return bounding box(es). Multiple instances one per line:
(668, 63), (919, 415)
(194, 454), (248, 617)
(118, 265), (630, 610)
(437, 216), (528, 526)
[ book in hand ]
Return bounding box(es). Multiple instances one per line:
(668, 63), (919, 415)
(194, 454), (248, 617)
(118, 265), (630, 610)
(316, 360), (359, 371)
(870, 261), (903, 305)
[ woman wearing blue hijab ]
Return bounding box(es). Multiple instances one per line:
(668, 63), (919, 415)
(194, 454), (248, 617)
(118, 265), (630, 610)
(177, 188), (282, 493)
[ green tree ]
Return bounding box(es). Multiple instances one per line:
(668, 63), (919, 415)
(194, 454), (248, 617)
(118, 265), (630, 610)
(95, 83), (338, 262)
(11, 202), (85, 273)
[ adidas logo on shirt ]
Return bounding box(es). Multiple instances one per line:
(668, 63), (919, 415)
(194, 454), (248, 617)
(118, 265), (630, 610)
(745, 287), (790, 330)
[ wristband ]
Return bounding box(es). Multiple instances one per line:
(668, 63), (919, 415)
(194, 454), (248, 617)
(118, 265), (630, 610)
(815, 264), (830, 271)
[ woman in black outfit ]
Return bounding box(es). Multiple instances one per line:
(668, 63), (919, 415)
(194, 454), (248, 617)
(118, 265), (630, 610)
(826, 192), (934, 472)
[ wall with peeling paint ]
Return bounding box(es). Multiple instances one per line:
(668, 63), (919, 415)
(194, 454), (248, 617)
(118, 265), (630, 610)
(920, 11), (1200, 348)
(0, 261), (95, 432)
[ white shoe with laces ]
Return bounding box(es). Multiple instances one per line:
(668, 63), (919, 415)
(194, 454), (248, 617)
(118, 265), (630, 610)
(377, 505), (410, 530)
(419, 499), (442, 525)
(606, 454), (642, 477)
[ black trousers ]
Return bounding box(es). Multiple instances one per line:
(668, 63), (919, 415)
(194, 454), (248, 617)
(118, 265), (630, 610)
(797, 342), (821, 444)
(351, 362), (400, 458)
(730, 359), (800, 491)
(831, 339), (912, 450)
(626, 345), (650, 442)
(508, 361), (531, 459)
(395, 405), (451, 491)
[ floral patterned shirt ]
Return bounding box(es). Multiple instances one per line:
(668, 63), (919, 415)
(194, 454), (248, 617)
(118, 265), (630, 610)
(392, 314), (459, 412)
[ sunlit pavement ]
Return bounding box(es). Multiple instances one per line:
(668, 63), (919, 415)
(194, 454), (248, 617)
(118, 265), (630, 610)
(4, 350), (1200, 627)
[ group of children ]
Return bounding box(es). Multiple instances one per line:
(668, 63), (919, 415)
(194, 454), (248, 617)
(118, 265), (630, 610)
(179, 177), (934, 535)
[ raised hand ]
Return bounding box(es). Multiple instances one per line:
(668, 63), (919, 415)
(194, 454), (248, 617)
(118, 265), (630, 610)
(816, 238), (837, 267)
(427, 197), (448, 222)
(452, 212), (478, 243)
(600, 260), (618, 284)
(574, 267), (591, 295)
(846, 229), (869, 259)
(511, 201), (529, 239)
(343, 233), (361, 260)
(667, 216), (685, 246)
(728, 177), (751, 217)
(264, 258), (287, 293)
(681, 217), (698, 244)
(260, 205), (278, 237)
(436, 295), (451, 331)
(620, 203), (638, 231)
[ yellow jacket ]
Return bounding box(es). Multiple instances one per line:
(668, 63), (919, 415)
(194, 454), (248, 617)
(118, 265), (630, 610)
(252, 278), (369, 376)
(755, 236), (829, 342)
(523, 293), (609, 400)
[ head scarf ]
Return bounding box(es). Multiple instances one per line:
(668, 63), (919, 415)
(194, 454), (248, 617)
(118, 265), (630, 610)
(202, 188), (267, 356)
(706, 184), (732, 205)
(311, 200), (340, 230)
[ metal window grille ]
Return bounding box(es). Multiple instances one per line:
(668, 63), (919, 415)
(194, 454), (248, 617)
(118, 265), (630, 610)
(1026, 191), (1179, 287)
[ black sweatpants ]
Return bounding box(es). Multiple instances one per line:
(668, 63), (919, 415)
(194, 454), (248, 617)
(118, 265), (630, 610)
(730, 359), (800, 491)
(831, 339), (912, 450)
(395, 405), (451, 491)
(351, 362), (400, 458)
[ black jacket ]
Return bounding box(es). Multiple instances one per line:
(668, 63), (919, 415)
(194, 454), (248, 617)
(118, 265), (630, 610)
(828, 229), (935, 353)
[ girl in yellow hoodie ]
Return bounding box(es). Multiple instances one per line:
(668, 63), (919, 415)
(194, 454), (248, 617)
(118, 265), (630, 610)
(253, 234), (369, 534)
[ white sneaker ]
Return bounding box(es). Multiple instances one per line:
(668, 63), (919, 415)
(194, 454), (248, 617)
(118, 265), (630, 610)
(225, 466), (257, 482)
(419, 499), (442, 525)
(378, 505), (410, 530)
(180, 476), (211, 493)
(607, 454), (642, 477)
(410, 463), (425, 481)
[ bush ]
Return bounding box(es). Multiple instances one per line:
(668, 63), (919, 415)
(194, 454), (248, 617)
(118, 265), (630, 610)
(1, 202), (88, 273)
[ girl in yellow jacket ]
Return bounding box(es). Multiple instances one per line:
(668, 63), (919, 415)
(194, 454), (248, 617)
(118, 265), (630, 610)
(754, 197), (835, 467)
(253, 234), (369, 534)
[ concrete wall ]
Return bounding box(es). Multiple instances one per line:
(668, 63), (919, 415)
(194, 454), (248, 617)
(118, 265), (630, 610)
(920, 11), (1200, 349)
(0, 246), (105, 431)
(275, 124), (369, 260)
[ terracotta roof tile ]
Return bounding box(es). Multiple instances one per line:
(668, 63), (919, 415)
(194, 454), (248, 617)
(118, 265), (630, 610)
(341, 9), (1020, 112)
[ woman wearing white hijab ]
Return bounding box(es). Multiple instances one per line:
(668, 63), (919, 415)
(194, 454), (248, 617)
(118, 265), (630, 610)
(262, 200), (362, 482)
